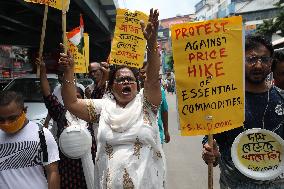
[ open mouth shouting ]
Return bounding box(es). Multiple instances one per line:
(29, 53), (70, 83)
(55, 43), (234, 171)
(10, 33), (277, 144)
(122, 86), (132, 95)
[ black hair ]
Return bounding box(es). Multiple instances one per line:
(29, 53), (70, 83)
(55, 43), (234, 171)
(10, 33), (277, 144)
(0, 91), (24, 109)
(76, 87), (85, 99)
(245, 34), (274, 57)
(272, 51), (284, 72)
(107, 65), (140, 92)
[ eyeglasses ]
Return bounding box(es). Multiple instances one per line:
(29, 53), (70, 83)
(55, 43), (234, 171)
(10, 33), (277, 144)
(89, 69), (102, 75)
(114, 76), (136, 84)
(245, 56), (272, 65)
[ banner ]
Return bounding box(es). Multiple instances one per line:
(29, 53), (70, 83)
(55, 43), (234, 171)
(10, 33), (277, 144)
(109, 9), (148, 68)
(24, 0), (70, 11)
(67, 33), (89, 73)
(171, 16), (244, 136)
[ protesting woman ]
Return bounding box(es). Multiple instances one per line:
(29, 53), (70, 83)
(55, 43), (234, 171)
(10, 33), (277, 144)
(59, 9), (165, 188)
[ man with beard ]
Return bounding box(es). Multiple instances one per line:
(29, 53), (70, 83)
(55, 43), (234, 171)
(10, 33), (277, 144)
(85, 62), (108, 99)
(272, 51), (284, 92)
(202, 35), (284, 188)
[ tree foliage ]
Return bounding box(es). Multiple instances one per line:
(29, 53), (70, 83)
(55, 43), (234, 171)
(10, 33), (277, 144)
(256, 19), (276, 37)
(256, 0), (284, 37)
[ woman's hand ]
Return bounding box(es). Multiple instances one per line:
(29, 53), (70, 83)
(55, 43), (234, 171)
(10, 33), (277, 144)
(140, 9), (159, 49)
(58, 43), (74, 70)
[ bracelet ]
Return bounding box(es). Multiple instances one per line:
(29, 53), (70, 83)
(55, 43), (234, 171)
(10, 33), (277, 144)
(63, 78), (76, 85)
(146, 45), (159, 53)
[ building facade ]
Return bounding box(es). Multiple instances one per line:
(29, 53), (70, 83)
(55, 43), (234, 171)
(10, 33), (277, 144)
(157, 14), (196, 73)
(194, 0), (280, 35)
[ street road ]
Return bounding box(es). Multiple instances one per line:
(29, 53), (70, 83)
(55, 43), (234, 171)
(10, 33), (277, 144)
(164, 93), (220, 189)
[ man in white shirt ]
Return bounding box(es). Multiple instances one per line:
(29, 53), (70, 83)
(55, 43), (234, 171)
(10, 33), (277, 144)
(0, 91), (60, 189)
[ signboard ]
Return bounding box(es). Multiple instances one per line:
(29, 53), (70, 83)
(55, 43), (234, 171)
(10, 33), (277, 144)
(24, 0), (70, 11)
(67, 33), (89, 73)
(232, 129), (284, 180)
(109, 9), (148, 68)
(171, 16), (244, 136)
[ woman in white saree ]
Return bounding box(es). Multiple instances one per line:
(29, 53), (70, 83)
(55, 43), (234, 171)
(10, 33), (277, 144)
(59, 9), (165, 189)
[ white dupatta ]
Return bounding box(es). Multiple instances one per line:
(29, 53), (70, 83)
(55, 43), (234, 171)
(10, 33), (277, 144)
(103, 92), (142, 133)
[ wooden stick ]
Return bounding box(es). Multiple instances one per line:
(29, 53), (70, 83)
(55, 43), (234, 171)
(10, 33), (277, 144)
(37, 5), (48, 77)
(62, 11), (67, 54)
(208, 134), (214, 189)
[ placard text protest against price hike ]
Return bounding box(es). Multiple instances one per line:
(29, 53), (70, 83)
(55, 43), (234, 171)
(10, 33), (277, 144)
(171, 16), (245, 136)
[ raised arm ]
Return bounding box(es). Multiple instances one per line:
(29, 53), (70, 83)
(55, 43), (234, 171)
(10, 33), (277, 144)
(37, 59), (51, 97)
(141, 9), (161, 106)
(58, 46), (91, 122)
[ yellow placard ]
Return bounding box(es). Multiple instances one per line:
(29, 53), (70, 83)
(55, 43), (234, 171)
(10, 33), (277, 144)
(171, 16), (244, 136)
(109, 9), (148, 68)
(237, 131), (282, 173)
(24, 0), (70, 11)
(67, 33), (89, 73)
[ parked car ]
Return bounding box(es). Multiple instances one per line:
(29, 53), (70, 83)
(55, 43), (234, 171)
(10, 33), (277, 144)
(77, 78), (93, 88)
(3, 74), (58, 128)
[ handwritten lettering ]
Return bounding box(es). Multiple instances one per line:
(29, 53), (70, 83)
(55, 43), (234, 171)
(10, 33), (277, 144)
(188, 48), (227, 63)
(117, 42), (138, 52)
(181, 84), (237, 100)
(174, 21), (229, 39)
(111, 58), (139, 67)
(248, 164), (279, 172)
(243, 151), (281, 162)
(124, 17), (140, 24)
(116, 50), (140, 60)
(188, 61), (225, 77)
(242, 141), (275, 153)
(119, 24), (140, 34)
(185, 37), (227, 51)
(28, 0), (57, 5)
(182, 120), (232, 131)
(124, 11), (138, 18)
(118, 34), (143, 44)
(182, 97), (241, 115)
(247, 133), (266, 142)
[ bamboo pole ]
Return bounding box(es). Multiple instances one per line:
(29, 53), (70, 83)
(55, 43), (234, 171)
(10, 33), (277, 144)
(208, 134), (214, 189)
(62, 12), (67, 53)
(62, 0), (67, 53)
(37, 5), (48, 77)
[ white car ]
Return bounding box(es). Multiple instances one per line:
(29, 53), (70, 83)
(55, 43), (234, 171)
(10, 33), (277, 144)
(3, 74), (59, 128)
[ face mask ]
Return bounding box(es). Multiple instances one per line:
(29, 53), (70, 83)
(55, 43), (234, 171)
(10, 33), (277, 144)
(0, 112), (26, 134)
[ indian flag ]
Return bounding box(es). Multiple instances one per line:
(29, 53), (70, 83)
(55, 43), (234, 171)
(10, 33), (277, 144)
(67, 15), (84, 54)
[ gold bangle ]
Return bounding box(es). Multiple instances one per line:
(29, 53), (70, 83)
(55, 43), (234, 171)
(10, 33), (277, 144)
(146, 45), (159, 53)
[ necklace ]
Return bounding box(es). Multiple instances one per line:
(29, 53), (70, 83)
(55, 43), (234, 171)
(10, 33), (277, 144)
(261, 90), (270, 129)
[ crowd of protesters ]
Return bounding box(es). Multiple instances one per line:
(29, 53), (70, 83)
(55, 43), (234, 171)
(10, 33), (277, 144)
(1, 6), (284, 189)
